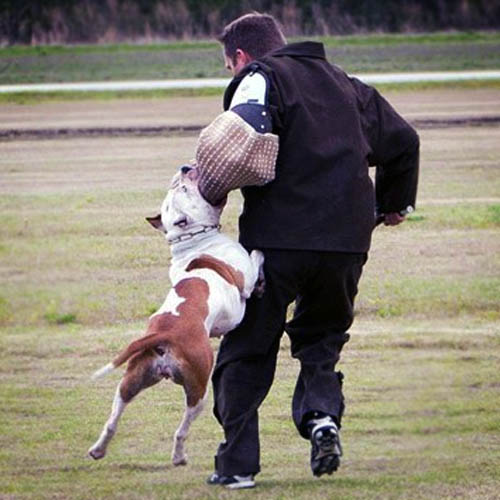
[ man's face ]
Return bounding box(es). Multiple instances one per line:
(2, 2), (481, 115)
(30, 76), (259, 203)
(223, 49), (252, 76)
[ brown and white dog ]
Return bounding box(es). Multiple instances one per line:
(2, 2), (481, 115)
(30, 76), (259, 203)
(88, 165), (264, 466)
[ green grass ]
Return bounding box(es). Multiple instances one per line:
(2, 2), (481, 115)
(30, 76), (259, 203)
(1, 31), (499, 86)
(44, 310), (78, 325)
(1, 124), (499, 327)
(317, 31), (500, 46)
(1, 31), (499, 57)
(0, 96), (499, 498)
(3, 79), (500, 106)
(0, 319), (498, 498)
(1, 30), (499, 105)
(406, 203), (500, 229)
(0, 40), (219, 57)
(0, 196), (498, 326)
(0, 87), (225, 105)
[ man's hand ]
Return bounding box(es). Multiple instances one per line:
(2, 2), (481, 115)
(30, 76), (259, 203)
(383, 212), (406, 226)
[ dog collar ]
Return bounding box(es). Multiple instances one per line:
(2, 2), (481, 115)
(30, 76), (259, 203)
(167, 224), (221, 245)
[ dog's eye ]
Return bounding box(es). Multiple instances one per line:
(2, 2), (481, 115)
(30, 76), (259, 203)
(154, 346), (166, 356)
(181, 186), (188, 193)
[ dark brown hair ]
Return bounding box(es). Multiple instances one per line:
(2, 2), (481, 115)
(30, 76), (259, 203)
(217, 12), (286, 62)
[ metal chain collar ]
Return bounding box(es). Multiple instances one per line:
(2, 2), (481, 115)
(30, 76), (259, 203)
(168, 224), (221, 245)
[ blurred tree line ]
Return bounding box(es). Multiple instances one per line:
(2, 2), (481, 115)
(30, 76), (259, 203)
(1, 0), (499, 45)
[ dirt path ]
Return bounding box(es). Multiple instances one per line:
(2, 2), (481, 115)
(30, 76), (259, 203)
(0, 88), (499, 139)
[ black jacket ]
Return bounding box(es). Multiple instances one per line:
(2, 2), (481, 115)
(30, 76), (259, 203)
(224, 42), (419, 253)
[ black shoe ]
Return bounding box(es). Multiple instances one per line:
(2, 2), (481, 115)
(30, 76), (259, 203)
(309, 417), (342, 477)
(207, 472), (256, 489)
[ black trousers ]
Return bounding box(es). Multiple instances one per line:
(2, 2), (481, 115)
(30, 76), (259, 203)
(212, 249), (367, 476)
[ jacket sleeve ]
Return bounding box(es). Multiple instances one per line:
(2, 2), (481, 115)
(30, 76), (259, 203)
(224, 68), (273, 133)
(352, 77), (420, 215)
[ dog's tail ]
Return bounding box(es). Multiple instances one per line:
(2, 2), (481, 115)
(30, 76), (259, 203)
(91, 332), (167, 380)
(91, 362), (115, 380)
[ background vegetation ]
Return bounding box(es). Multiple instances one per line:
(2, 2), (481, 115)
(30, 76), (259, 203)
(1, 0), (500, 45)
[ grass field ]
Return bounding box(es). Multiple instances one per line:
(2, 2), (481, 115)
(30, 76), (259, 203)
(1, 32), (500, 85)
(1, 89), (499, 498)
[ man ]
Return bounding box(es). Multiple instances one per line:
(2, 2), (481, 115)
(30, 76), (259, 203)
(205, 12), (419, 489)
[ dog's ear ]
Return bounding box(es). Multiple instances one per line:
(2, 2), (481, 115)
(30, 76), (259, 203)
(146, 214), (165, 232)
(186, 167), (199, 181)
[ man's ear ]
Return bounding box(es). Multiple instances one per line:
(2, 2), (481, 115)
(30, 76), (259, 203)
(235, 48), (252, 66)
(146, 214), (165, 232)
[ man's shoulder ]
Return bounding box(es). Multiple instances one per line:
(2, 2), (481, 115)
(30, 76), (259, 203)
(224, 63), (270, 111)
(230, 71), (269, 108)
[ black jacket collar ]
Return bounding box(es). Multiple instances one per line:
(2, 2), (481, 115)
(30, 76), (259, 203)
(269, 41), (326, 59)
(224, 42), (326, 110)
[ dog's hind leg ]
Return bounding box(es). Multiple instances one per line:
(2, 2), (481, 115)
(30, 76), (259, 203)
(88, 384), (127, 460)
(171, 351), (212, 466)
(171, 391), (207, 466)
(88, 352), (162, 460)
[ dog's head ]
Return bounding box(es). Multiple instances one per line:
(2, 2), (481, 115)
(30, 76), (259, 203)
(146, 165), (226, 240)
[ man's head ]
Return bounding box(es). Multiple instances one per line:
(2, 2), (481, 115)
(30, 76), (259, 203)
(218, 12), (286, 76)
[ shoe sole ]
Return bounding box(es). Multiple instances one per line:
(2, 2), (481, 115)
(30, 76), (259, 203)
(311, 427), (341, 477)
(313, 453), (340, 477)
(225, 480), (256, 490)
(207, 474), (255, 489)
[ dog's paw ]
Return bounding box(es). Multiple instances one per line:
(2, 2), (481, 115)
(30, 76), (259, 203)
(172, 455), (188, 466)
(88, 447), (106, 460)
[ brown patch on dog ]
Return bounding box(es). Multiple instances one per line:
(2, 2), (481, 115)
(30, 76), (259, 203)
(111, 277), (213, 405)
(119, 350), (162, 402)
(114, 278), (213, 406)
(185, 254), (245, 295)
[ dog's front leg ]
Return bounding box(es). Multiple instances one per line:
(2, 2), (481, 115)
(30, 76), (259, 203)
(88, 385), (127, 460)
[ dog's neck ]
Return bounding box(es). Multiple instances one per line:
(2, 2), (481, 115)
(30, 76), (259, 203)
(168, 224), (221, 258)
